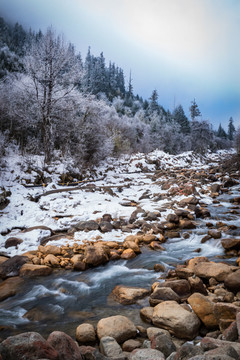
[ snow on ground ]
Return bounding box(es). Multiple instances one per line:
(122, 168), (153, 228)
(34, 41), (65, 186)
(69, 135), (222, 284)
(0, 148), (235, 257)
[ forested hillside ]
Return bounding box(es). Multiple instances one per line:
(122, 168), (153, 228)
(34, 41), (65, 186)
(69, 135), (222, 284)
(0, 18), (236, 167)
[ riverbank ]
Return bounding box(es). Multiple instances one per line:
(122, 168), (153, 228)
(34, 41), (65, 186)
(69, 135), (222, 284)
(0, 149), (240, 359)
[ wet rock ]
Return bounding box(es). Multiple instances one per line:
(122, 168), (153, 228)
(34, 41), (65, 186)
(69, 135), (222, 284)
(99, 336), (124, 359)
(0, 332), (58, 360)
(167, 214), (179, 223)
(194, 262), (232, 282)
(179, 219), (196, 229)
(76, 323), (96, 344)
(150, 333), (176, 358)
(221, 238), (240, 251)
(112, 285), (150, 305)
(147, 327), (171, 340)
(129, 348), (165, 360)
(0, 276), (24, 301)
(149, 286), (180, 306)
(224, 269), (240, 292)
(4, 237), (23, 249)
(71, 255), (87, 271)
(84, 245), (109, 267)
(154, 263), (165, 272)
(175, 265), (194, 279)
(152, 300), (201, 340)
(47, 331), (83, 360)
(187, 293), (218, 329)
(208, 229), (222, 239)
(0, 256), (8, 265)
(187, 256), (209, 270)
(19, 263), (53, 277)
(211, 183), (221, 194)
(140, 307), (154, 323)
(123, 240), (141, 253)
(121, 249), (136, 259)
(97, 315), (137, 343)
(122, 339), (142, 352)
(0, 255), (29, 279)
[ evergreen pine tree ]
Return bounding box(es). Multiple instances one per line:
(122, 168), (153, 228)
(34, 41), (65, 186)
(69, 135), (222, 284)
(228, 117), (236, 141)
(189, 99), (201, 121)
(172, 105), (190, 134)
(217, 124), (227, 139)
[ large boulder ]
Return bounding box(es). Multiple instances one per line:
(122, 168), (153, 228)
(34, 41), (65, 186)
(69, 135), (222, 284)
(75, 220), (99, 231)
(221, 238), (240, 251)
(224, 269), (240, 292)
(0, 276), (24, 302)
(97, 315), (137, 343)
(47, 331), (82, 360)
(193, 262), (232, 282)
(152, 300), (201, 340)
(111, 285), (150, 305)
(0, 332), (58, 360)
(187, 292), (218, 329)
(19, 263), (53, 277)
(84, 245), (108, 267)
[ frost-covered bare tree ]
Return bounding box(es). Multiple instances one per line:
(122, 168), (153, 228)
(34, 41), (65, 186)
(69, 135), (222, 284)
(24, 27), (82, 163)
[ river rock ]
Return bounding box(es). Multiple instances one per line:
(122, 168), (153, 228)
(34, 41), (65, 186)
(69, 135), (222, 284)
(99, 336), (124, 359)
(76, 323), (96, 344)
(187, 293), (218, 328)
(122, 339), (142, 352)
(43, 254), (60, 267)
(213, 302), (240, 326)
(47, 331), (82, 360)
(152, 300), (201, 340)
(222, 321), (238, 341)
(99, 221), (113, 233)
(84, 245), (108, 267)
(0, 276), (24, 301)
(0, 255), (29, 279)
(75, 220), (99, 231)
(200, 336), (240, 353)
(174, 343), (204, 360)
(4, 237), (23, 249)
(151, 333), (176, 358)
(71, 255), (87, 271)
(129, 348), (165, 360)
(121, 249), (136, 259)
(193, 261), (232, 282)
(208, 229), (222, 239)
(38, 245), (62, 256)
(187, 256), (209, 270)
(140, 307), (154, 323)
(224, 269), (240, 292)
(97, 315), (137, 343)
(156, 279), (191, 299)
(149, 286), (180, 306)
(222, 238), (240, 251)
(19, 263), (53, 277)
(0, 332), (58, 360)
(123, 240), (141, 253)
(112, 285), (150, 305)
(188, 276), (208, 295)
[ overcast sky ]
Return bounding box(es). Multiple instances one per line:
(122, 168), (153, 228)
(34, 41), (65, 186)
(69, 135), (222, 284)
(0, 0), (239, 129)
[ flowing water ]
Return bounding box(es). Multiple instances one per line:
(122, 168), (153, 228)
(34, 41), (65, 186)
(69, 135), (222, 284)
(0, 185), (240, 340)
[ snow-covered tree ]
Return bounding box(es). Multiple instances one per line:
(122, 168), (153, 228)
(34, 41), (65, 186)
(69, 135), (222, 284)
(24, 27), (82, 163)
(217, 124), (227, 139)
(228, 117), (236, 141)
(172, 105), (190, 134)
(189, 99), (201, 121)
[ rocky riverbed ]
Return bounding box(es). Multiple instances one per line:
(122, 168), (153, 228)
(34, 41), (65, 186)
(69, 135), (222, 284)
(0, 150), (240, 359)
